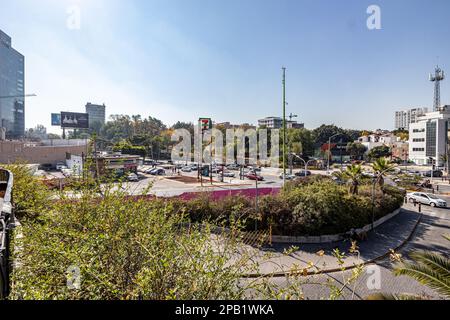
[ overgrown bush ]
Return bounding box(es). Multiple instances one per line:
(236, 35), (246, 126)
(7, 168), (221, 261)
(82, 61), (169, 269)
(172, 177), (405, 237)
(10, 178), (263, 300)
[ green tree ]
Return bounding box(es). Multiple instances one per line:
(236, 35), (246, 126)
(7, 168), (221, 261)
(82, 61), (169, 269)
(368, 145), (392, 160)
(346, 142), (367, 160)
(372, 158), (395, 192)
(394, 240), (450, 298)
(342, 165), (363, 195)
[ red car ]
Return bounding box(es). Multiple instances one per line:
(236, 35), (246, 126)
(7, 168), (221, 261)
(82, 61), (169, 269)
(245, 173), (264, 181)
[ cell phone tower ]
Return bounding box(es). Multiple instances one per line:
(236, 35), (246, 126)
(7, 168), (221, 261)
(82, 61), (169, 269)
(429, 65), (445, 111)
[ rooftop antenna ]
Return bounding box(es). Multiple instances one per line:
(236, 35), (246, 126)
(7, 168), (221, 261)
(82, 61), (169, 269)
(430, 65), (445, 111)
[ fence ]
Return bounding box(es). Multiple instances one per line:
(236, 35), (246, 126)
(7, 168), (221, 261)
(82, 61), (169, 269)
(0, 168), (13, 299)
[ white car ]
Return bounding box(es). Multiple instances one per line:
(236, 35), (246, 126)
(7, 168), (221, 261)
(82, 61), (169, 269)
(127, 173), (139, 182)
(181, 166), (192, 173)
(407, 192), (447, 208)
(222, 171), (235, 178)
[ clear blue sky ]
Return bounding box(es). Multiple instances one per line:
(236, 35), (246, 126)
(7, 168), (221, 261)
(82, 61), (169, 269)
(1, 0), (450, 133)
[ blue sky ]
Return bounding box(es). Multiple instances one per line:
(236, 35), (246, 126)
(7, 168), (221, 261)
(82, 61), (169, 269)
(1, 0), (450, 133)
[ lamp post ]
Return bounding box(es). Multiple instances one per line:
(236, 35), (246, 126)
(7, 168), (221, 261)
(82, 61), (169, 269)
(292, 153), (316, 177)
(327, 133), (342, 175)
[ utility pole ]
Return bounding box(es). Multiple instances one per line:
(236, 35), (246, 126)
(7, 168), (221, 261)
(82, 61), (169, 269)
(282, 67), (287, 185)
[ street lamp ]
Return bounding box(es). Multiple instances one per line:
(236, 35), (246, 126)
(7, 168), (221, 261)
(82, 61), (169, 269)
(327, 133), (342, 174)
(292, 153), (316, 176)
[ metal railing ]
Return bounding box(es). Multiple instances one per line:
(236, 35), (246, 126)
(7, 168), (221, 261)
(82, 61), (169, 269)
(0, 168), (13, 299)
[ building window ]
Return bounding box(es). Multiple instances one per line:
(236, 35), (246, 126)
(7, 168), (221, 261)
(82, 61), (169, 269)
(413, 138), (425, 142)
(413, 148), (425, 152)
(413, 129), (425, 133)
(426, 121), (437, 157)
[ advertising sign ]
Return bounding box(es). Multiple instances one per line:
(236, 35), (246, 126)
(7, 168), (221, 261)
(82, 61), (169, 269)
(61, 112), (89, 129)
(199, 118), (212, 131)
(51, 113), (61, 126)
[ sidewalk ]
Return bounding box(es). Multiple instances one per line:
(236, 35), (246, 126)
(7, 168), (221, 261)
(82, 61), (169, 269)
(244, 205), (422, 277)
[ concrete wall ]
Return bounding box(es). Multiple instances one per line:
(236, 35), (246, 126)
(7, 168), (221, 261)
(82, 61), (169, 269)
(0, 141), (87, 165)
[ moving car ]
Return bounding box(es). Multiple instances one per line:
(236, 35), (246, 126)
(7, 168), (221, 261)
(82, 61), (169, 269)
(151, 168), (166, 176)
(295, 170), (312, 177)
(181, 166), (192, 173)
(245, 173), (264, 181)
(279, 173), (296, 180)
(407, 192), (447, 208)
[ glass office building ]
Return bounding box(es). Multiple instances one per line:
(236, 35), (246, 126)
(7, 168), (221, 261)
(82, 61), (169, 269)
(0, 30), (25, 139)
(85, 103), (106, 128)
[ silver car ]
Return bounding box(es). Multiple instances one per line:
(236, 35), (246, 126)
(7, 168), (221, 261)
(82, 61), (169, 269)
(407, 192), (447, 208)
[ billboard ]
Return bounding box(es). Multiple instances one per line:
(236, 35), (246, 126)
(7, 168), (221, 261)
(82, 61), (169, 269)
(61, 112), (89, 129)
(51, 113), (61, 126)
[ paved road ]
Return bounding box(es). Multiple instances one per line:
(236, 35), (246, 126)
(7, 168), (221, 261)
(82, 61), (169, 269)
(264, 201), (449, 300)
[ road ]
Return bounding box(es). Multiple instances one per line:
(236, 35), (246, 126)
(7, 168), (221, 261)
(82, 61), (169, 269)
(266, 197), (450, 300)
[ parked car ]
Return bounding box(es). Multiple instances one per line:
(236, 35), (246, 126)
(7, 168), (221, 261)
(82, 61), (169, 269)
(407, 192), (447, 208)
(211, 166), (224, 173)
(245, 173), (264, 181)
(222, 171), (236, 178)
(295, 170), (312, 177)
(127, 173), (139, 182)
(190, 164), (199, 171)
(247, 166), (262, 172)
(422, 170), (443, 178)
(362, 171), (376, 178)
(56, 162), (66, 171)
(226, 164), (240, 171)
(181, 166), (192, 173)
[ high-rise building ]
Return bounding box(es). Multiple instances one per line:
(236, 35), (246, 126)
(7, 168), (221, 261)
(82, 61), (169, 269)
(0, 30), (25, 139)
(409, 106), (450, 166)
(85, 103), (106, 128)
(394, 107), (428, 131)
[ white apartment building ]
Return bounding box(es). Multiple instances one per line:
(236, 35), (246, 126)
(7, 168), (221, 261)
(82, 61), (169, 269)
(395, 108), (428, 131)
(357, 133), (399, 152)
(409, 106), (450, 166)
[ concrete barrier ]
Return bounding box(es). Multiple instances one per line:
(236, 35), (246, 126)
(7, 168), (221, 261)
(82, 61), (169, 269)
(270, 208), (402, 244)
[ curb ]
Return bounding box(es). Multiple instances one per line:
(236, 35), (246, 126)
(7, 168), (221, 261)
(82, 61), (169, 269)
(241, 208), (424, 278)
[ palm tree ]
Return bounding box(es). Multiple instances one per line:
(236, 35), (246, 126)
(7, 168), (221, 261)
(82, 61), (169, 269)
(393, 235), (450, 298)
(372, 158), (395, 192)
(342, 164), (363, 195)
(367, 235), (450, 300)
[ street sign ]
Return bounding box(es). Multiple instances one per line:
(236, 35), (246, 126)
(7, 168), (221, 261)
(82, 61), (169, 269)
(199, 118), (212, 131)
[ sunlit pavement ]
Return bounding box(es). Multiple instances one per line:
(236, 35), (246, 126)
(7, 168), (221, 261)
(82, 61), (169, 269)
(264, 200), (449, 300)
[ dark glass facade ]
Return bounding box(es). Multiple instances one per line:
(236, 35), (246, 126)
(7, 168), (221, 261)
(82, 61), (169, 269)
(0, 30), (25, 139)
(426, 121), (437, 158)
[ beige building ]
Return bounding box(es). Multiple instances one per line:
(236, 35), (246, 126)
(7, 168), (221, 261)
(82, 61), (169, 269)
(0, 140), (88, 165)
